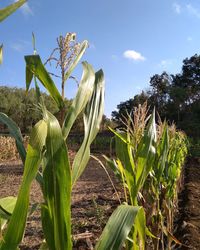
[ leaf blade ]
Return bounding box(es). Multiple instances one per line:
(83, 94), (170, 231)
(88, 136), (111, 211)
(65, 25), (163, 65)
(0, 120), (47, 250)
(95, 205), (141, 250)
(25, 55), (64, 109)
(0, 0), (26, 22)
(62, 61), (95, 139)
(72, 69), (105, 185)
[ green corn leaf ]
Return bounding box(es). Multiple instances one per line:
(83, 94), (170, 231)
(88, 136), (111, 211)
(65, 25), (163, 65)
(0, 120), (47, 250)
(134, 207), (146, 249)
(115, 131), (134, 176)
(0, 0), (26, 22)
(32, 32), (37, 55)
(114, 132), (136, 204)
(64, 40), (88, 82)
(0, 197), (17, 231)
(103, 155), (122, 181)
(0, 112), (26, 164)
(95, 205), (141, 250)
(62, 61), (95, 139)
(72, 69), (104, 185)
(34, 78), (42, 103)
(25, 55), (64, 109)
(137, 108), (157, 159)
(0, 112), (43, 186)
(0, 44), (3, 65)
(26, 65), (34, 90)
(156, 124), (169, 182)
(136, 109), (157, 184)
(41, 110), (72, 250)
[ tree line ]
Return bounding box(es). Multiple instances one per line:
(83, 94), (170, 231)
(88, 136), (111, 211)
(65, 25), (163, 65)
(0, 87), (67, 133)
(0, 86), (112, 134)
(112, 54), (200, 138)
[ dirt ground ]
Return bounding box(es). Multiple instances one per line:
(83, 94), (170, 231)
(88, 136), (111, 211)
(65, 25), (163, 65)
(175, 157), (200, 250)
(0, 156), (200, 249)
(0, 156), (122, 250)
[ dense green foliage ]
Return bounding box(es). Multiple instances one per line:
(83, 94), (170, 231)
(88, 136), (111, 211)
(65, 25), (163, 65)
(112, 54), (200, 138)
(0, 87), (72, 133)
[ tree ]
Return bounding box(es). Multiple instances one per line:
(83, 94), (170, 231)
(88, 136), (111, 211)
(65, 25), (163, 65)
(0, 87), (68, 133)
(112, 91), (149, 125)
(112, 54), (200, 138)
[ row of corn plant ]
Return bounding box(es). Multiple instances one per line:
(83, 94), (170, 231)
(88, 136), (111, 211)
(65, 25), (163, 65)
(0, 5), (148, 248)
(104, 102), (188, 249)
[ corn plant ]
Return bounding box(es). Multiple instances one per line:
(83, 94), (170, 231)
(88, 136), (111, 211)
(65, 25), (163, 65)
(105, 103), (188, 249)
(103, 104), (156, 249)
(142, 120), (188, 249)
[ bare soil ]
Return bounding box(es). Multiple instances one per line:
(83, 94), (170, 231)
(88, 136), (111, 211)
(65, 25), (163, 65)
(175, 157), (200, 250)
(1, 156), (200, 249)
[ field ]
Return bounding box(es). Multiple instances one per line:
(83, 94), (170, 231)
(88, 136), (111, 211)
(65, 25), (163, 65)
(1, 151), (200, 249)
(0, 153), (121, 250)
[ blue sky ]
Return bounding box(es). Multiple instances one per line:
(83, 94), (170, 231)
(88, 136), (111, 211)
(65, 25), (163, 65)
(1, 0), (200, 117)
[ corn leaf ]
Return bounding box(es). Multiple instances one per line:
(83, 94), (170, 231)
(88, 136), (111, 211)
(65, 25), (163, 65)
(25, 55), (64, 109)
(0, 120), (47, 250)
(103, 155), (122, 181)
(0, 0), (26, 22)
(156, 124), (169, 182)
(0, 45), (3, 65)
(72, 69), (104, 185)
(0, 112), (43, 186)
(26, 66), (34, 90)
(64, 40), (88, 82)
(134, 207), (146, 249)
(136, 109), (157, 184)
(0, 112), (26, 164)
(62, 61), (95, 139)
(41, 110), (72, 250)
(95, 205), (141, 250)
(114, 133), (136, 204)
(0, 197), (17, 231)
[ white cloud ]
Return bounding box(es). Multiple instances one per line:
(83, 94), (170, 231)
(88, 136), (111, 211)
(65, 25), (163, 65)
(14, 1), (33, 16)
(173, 3), (181, 14)
(123, 50), (146, 61)
(187, 36), (193, 42)
(186, 4), (200, 19)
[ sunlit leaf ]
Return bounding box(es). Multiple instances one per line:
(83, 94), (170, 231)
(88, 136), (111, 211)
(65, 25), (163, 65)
(0, 197), (17, 231)
(0, 0), (26, 22)
(25, 55), (64, 109)
(62, 61), (95, 139)
(72, 69), (104, 185)
(41, 109), (72, 250)
(95, 205), (141, 250)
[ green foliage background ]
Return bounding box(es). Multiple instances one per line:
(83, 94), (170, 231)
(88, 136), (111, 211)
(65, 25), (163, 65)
(0, 87), (72, 133)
